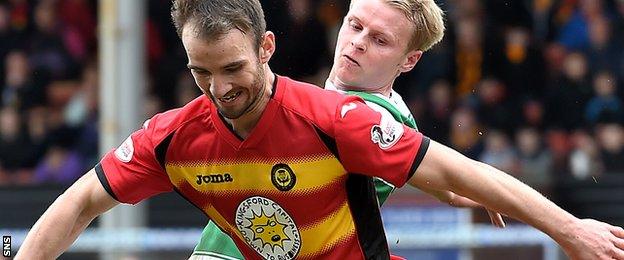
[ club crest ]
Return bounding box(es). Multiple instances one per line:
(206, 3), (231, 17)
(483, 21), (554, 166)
(271, 164), (296, 192)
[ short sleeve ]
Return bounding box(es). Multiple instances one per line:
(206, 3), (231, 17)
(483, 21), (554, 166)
(96, 118), (173, 204)
(333, 98), (430, 187)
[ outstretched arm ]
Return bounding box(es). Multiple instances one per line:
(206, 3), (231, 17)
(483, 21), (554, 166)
(409, 140), (624, 260)
(418, 185), (505, 228)
(16, 169), (119, 259)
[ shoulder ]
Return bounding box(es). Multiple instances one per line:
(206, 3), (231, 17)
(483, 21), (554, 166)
(278, 76), (360, 116)
(274, 76), (367, 134)
(277, 76), (364, 124)
(144, 95), (212, 141)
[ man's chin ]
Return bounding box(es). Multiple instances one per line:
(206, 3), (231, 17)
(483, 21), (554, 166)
(217, 108), (244, 120)
(335, 72), (360, 85)
(335, 76), (364, 89)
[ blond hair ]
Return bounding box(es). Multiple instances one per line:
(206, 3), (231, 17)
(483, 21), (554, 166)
(351, 0), (445, 51)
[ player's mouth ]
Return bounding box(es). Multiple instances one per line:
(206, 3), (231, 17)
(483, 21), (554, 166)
(342, 55), (360, 66)
(218, 91), (242, 103)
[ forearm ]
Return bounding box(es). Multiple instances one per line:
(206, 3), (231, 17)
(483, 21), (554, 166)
(410, 142), (578, 245)
(16, 170), (117, 259)
(17, 192), (95, 259)
(460, 161), (576, 239)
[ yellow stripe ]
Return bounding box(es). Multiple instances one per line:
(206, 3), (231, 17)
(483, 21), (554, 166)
(168, 153), (339, 167)
(166, 157), (345, 192)
(298, 202), (356, 257)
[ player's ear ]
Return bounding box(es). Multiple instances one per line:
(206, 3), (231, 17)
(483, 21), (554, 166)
(398, 50), (422, 73)
(259, 31), (276, 64)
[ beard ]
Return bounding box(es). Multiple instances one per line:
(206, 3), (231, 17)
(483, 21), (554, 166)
(211, 62), (266, 120)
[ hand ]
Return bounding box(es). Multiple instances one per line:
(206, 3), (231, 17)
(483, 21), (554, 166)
(559, 219), (624, 260)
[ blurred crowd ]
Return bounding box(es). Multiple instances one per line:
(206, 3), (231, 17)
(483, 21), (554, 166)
(0, 0), (623, 195)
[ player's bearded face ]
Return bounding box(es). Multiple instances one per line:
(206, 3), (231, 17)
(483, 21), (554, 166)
(182, 26), (268, 120)
(210, 62), (265, 119)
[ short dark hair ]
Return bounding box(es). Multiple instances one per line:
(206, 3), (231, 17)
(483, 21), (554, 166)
(171, 0), (266, 49)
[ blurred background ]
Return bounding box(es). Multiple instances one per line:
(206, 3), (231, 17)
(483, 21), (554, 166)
(1, 0), (624, 259)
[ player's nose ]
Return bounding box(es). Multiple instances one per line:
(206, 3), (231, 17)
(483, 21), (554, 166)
(350, 33), (367, 52)
(209, 76), (233, 97)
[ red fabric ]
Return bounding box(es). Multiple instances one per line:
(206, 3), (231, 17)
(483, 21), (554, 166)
(98, 76), (427, 259)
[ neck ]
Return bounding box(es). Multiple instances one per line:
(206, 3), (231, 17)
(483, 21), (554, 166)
(224, 66), (275, 139)
(327, 70), (395, 97)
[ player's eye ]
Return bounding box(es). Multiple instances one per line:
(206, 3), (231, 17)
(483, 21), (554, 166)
(225, 65), (241, 73)
(348, 20), (362, 31)
(374, 36), (387, 46)
(191, 69), (211, 77)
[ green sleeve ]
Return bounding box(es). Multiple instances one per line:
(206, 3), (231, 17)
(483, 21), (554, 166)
(191, 221), (244, 259)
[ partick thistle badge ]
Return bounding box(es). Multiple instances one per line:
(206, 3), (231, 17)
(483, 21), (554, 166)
(271, 164), (296, 191)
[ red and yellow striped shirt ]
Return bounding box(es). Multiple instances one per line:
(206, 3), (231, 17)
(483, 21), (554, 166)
(97, 76), (429, 259)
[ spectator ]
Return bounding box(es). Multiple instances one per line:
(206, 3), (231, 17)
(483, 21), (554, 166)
(473, 78), (516, 134)
(556, 0), (606, 51)
(586, 16), (621, 74)
(64, 62), (98, 127)
(569, 129), (602, 180)
(32, 128), (83, 185)
(480, 130), (517, 174)
(515, 127), (553, 192)
(448, 0), (484, 21)
(520, 98), (547, 131)
(418, 79), (454, 145)
(530, 0), (557, 43)
(449, 106), (484, 159)
(453, 17), (484, 98)
(585, 71), (623, 125)
(28, 0), (77, 79)
(497, 26), (546, 99)
(7, 0), (30, 34)
(25, 106), (50, 168)
(543, 42), (568, 83)
(595, 121), (624, 173)
(0, 106), (33, 185)
(545, 128), (572, 176)
(57, 0), (97, 57)
(545, 52), (592, 129)
(2, 50), (44, 111)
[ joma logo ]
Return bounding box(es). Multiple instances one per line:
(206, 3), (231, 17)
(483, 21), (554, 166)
(196, 174), (233, 185)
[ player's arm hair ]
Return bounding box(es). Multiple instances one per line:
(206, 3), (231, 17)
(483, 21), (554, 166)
(408, 140), (576, 243)
(15, 169), (119, 259)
